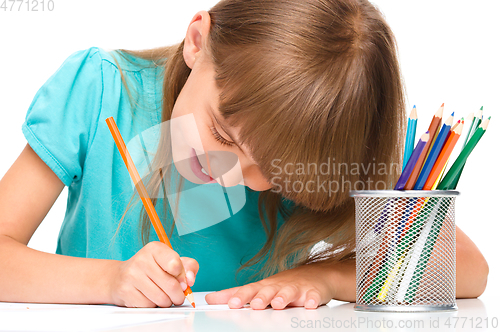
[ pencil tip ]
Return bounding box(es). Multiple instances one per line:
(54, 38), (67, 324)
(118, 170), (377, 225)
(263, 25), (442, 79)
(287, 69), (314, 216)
(436, 105), (444, 117)
(480, 106), (484, 110)
(413, 105), (416, 108)
(441, 103), (445, 107)
(451, 112), (455, 117)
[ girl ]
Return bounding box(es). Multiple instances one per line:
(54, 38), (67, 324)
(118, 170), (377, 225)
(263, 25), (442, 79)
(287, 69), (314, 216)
(0, 0), (488, 310)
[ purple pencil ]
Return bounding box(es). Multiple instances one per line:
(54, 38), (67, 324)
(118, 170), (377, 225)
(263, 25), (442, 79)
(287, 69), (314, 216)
(395, 131), (430, 190)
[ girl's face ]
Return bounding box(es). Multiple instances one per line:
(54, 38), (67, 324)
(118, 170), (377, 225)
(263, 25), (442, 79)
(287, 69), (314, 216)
(170, 50), (272, 192)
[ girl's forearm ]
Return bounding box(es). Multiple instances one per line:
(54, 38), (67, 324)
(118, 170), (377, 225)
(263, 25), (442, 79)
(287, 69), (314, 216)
(456, 226), (489, 298)
(0, 235), (119, 304)
(323, 259), (356, 303)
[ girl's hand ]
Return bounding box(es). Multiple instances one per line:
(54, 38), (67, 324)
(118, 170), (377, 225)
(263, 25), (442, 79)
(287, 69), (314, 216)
(108, 241), (199, 308)
(205, 263), (336, 310)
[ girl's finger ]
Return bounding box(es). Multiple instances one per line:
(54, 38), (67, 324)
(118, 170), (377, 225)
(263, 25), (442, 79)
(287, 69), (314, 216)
(146, 263), (186, 306)
(270, 285), (301, 310)
(180, 257), (199, 286)
(151, 246), (188, 285)
(227, 284), (260, 309)
(136, 271), (174, 308)
(303, 289), (322, 309)
(249, 285), (280, 310)
(205, 286), (241, 305)
(126, 287), (157, 308)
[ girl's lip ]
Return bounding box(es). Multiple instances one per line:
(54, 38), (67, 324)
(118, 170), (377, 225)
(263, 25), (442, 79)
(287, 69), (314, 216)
(189, 148), (217, 183)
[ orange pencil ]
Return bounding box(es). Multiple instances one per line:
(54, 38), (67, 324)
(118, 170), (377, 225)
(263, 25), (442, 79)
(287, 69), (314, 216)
(404, 104), (444, 189)
(423, 121), (463, 190)
(106, 117), (196, 308)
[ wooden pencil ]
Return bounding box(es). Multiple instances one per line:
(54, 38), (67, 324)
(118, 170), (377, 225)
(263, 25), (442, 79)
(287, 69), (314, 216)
(469, 107), (484, 142)
(414, 112), (454, 190)
(461, 112), (476, 150)
(423, 122), (463, 190)
(435, 118), (464, 188)
(395, 132), (429, 190)
(403, 106), (418, 169)
(106, 117), (196, 308)
(437, 117), (491, 190)
(404, 104), (444, 190)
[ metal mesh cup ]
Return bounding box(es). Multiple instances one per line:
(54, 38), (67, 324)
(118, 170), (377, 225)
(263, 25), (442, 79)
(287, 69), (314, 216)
(350, 190), (459, 312)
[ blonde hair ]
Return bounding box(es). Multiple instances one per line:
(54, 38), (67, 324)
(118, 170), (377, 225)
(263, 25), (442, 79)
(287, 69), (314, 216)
(112, 0), (406, 282)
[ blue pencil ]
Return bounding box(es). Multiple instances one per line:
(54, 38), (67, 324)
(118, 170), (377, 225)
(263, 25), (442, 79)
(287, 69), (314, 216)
(403, 106), (418, 169)
(395, 131), (429, 190)
(414, 113), (455, 190)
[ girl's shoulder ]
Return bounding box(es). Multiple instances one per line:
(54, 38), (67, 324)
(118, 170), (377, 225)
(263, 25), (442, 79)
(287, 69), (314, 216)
(63, 46), (160, 77)
(96, 47), (161, 73)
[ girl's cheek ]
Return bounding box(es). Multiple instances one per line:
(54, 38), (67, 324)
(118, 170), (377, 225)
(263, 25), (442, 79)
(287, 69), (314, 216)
(241, 167), (273, 192)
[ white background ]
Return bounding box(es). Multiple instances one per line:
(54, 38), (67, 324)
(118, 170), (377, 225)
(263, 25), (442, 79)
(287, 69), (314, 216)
(0, 0), (498, 306)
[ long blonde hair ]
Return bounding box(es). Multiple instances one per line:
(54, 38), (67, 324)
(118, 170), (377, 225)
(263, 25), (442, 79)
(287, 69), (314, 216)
(113, 0), (406, 281)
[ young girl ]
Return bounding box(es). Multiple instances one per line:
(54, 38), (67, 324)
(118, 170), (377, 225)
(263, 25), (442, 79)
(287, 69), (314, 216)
(0, 0), (488, 310)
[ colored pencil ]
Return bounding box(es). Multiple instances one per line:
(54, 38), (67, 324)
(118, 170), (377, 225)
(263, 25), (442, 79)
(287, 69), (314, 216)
(437, 117), (490, 190)
(414, 113), (454, 190)
(477, 115), (484, 128)
(378, 253), (405, 301)
(403, 106), (418, 169)
(401, 198), (450, 303)
(404, 104), (444, 190)
(106, 117), (196, 308)
(395, 132), (429, 190)
(423, 122), (463, 190)
(435, 118), (464, 187)
(395, 197), (441, 302)
(362, 200), (404, 302)
(461, 112), (476, 150)
(469, 107), (484, 143)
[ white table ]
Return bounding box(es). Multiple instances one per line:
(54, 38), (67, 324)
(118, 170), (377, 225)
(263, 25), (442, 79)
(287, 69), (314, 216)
(0, 292), (498, 332)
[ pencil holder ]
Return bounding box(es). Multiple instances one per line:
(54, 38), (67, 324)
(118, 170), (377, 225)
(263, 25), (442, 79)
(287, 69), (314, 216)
(350, 190), (459, 312)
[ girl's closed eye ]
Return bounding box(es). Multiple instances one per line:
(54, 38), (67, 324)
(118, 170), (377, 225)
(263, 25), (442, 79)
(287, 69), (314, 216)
(210, 126), (235, 147)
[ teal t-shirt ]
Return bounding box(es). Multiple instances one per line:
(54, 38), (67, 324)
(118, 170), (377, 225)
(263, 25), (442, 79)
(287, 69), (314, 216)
(22, 47), (292, 292)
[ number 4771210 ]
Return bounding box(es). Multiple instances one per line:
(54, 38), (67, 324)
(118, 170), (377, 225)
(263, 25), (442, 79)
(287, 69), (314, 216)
(1, 0), (54, 11)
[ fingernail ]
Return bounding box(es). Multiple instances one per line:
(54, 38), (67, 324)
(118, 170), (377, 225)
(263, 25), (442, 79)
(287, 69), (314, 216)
(251, 298), (263, 305)
(305, 299), (316, 308)
(228, 297), (241, 308)
(272, 297), (284, 305)
(180, 282), (188, 291)
(186, 271), (195, 285)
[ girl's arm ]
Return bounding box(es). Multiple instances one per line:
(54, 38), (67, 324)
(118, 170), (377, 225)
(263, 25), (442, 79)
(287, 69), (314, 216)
(456, 225), (489, 298)
(0, 144), (200, 307)
(0, 144), (119, 304)
(206, 226), (488, 308)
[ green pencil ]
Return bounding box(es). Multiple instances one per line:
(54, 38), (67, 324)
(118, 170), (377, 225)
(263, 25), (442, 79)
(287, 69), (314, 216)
(437, 117), (490, 190)
(461, 111), (476, 149)
(449, 112), (475, 189)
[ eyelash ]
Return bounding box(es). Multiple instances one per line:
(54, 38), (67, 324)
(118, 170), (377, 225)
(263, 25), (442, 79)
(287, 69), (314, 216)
(210, 126), (235, 147)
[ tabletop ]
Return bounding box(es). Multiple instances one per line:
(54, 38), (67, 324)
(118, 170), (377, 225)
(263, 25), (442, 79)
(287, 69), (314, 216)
(0, 292), (498, 332)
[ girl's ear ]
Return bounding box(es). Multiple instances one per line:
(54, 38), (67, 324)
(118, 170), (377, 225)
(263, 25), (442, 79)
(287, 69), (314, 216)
(183, 11), (211, 69)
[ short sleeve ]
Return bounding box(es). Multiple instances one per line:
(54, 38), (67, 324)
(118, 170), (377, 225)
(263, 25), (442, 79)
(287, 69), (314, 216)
(22, 47), (103, 186)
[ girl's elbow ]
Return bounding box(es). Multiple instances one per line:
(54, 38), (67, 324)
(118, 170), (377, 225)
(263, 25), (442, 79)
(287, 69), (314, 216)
(474, 257), (489, 298)
(457, 255), (489, 299)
